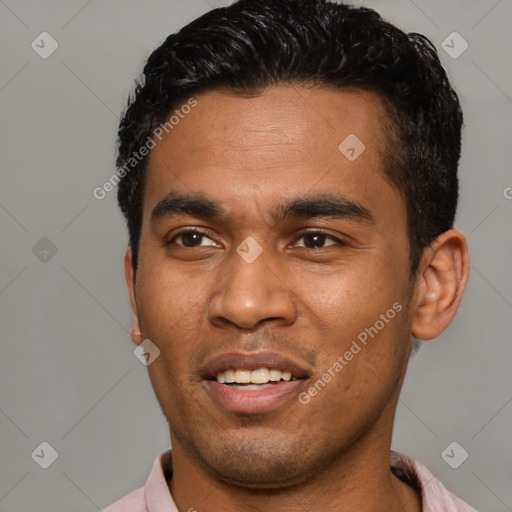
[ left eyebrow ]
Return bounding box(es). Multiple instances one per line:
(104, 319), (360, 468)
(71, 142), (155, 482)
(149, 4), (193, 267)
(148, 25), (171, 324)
(150, 191), (374, 227)
(270, 193), (375, 225)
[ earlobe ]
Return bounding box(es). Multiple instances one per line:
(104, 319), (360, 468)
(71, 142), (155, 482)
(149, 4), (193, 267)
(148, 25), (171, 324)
(124, 247), (143, 346)
(411, 230), (470, 341)
(130, 327), (143, 345)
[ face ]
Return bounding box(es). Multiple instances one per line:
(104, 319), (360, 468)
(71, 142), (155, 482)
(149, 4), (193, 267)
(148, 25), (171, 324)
(127, 86), (416, 488)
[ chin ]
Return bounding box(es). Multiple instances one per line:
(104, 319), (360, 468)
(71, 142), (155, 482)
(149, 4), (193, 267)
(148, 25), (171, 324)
(205, 456), (306, 489)
(190, 434), (323, 489)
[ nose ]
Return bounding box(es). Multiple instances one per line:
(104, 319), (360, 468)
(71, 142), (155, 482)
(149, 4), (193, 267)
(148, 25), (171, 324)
(208, 248), (298, 330)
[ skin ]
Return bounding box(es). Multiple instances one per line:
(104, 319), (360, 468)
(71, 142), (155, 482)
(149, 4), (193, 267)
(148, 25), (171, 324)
(124, 86), (469, 512)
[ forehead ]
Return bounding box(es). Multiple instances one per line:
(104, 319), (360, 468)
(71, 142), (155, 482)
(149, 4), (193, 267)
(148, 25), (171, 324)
(142, 85), (403, 226)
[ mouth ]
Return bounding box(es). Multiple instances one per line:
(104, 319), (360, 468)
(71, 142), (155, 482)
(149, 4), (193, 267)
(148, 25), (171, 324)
(201, 352), (310, 414)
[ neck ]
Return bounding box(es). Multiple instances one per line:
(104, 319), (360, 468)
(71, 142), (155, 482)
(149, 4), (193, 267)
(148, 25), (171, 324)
(168, 410), (421, 512)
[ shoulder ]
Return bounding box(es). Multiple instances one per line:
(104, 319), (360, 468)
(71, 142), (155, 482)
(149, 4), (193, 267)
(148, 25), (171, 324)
(102, 449), (173, 512)
(103, 486), (147, 512)
(390, 451), (478, 512)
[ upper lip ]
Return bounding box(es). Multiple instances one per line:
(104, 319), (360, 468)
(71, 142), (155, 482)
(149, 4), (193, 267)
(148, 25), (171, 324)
(201, 351), (311, 380)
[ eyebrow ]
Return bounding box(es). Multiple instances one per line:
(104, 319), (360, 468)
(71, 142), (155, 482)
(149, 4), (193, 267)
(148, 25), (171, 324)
(150, 191), (374, 226)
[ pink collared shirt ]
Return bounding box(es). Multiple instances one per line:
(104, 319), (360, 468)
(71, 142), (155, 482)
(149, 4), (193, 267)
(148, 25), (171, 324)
(103, 450), (477, 511)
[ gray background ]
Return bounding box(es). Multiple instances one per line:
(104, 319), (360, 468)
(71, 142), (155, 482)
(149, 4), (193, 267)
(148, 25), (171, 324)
(1, 0), (511, 510)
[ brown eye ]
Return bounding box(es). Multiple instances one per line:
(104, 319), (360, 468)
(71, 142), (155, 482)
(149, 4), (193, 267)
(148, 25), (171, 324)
(167, 230), (218, 248)
(294, 231), (345, 249)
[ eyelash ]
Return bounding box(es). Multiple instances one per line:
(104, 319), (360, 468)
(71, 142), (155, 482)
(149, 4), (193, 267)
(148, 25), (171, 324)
(166, 228), (348, 250)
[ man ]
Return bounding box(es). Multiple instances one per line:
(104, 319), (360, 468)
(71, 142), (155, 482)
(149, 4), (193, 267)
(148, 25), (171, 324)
(105, 0), (475, 510)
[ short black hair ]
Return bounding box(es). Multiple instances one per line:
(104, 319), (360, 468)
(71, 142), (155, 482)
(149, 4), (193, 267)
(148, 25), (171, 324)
(116, 0), (463, 275)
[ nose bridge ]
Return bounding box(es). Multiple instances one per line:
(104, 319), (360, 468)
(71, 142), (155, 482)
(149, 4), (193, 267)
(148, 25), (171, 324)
(208, 242), (297, 329)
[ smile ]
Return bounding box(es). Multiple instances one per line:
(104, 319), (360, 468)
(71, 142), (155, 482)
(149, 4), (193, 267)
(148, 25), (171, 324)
(201, 353), (310, 414)
(216, 367), (296, 386)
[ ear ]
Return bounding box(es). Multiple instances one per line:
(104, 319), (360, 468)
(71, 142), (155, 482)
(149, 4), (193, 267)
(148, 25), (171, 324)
(124, 247), (143, 346)
(411, 230), (470, 340)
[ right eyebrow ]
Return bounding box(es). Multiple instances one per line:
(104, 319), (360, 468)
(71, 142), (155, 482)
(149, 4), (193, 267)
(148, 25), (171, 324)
(150, 191), (226, 227)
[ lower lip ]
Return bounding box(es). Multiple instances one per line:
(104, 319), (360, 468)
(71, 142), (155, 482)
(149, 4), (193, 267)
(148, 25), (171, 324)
(203, 379), (305, 414)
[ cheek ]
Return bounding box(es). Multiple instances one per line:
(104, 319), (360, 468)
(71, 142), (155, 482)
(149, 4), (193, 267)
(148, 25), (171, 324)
(143, 310), (203, 413)
(136, 261), (199, 327)
(298, 258), (403, 330)
(296, 256), (410, 387)
(298, 311), (409, 434)
(134, 266), (205, 382)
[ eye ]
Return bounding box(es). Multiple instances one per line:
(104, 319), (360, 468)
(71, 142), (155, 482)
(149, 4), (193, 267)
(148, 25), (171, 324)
(293, 231), (347, 249)
(167, 229), (219, 248)
(166, 229), (347, 250)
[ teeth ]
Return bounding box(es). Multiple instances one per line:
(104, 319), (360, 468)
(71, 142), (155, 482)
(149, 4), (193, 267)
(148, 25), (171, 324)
(234, 369), (251, 383)
(251, 368), (269, 384)
(269, 369), (281, 382)
(216, 368), (296, 384)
